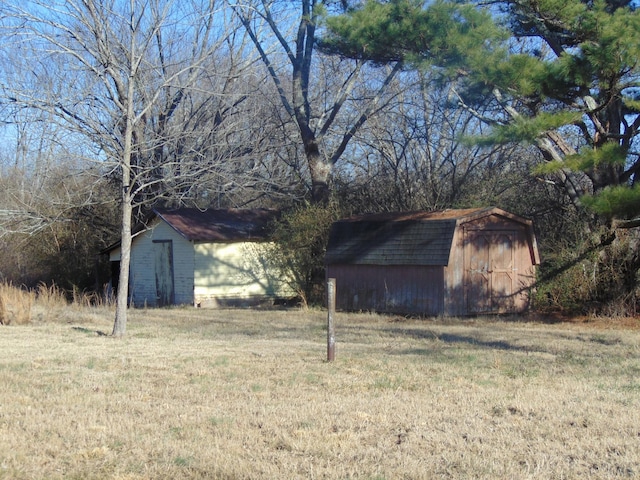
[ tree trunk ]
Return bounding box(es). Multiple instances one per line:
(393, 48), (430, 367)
(112, 143), (133, 336)
(308, 150), (332, 205)
(112, 195), (132, 337)
(112, 64), (136, 337)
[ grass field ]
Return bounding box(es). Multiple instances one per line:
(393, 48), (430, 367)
(1, 306), (639, 479)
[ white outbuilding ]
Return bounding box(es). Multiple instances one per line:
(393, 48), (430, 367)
(104, 208), (291, 307)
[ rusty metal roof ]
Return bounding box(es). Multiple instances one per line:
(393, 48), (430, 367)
(325, 207), (532, 266)
(155, 208), (278, 242)
(334, 207), (500, 223)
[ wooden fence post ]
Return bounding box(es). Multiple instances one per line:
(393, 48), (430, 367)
(327, 278), (336, 362)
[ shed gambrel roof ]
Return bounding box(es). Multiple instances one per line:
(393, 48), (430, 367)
(325, 207), (533, 266)
(154, 208), (278, 242)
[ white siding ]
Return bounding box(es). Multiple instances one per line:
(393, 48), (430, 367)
(108, 220), (294, 308)
(194, 242), (292, 307)
(128, 219), (195, 306)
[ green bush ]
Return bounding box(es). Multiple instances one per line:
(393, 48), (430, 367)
(266, 203), (343, 307)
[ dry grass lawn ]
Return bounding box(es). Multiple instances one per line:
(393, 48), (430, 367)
(1, 306), (639, 479)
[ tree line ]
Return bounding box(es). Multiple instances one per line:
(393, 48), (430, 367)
(0, 0), (638, 333)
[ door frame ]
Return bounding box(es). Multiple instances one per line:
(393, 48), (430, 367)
(464, 229), (515, 314)
(153, 239), (175, 306)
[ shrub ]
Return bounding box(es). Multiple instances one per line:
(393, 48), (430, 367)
(533, 226), (640, 317)
(266, 203), (343, 307)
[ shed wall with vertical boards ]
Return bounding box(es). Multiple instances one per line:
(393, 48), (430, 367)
(325, 207), (540, 316)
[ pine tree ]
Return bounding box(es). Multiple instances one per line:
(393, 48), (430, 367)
(322, 0), (640, 219)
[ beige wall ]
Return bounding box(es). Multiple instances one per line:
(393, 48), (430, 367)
(194, 242), (293, 307)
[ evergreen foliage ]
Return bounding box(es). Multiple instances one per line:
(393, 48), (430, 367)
(322, 0), (640, 219)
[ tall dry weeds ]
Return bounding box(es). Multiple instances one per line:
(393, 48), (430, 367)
(0, 282), (33, 325)
(35, 282), (68, 309)
(0, 282), (79, 325)
(72, 285), (113, 307)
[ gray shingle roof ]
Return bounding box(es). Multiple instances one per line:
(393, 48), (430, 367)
(325, 208), (495, 266)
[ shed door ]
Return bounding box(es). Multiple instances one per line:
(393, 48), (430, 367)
(465, 231), (515, 314)
(153, 240), (175, 306)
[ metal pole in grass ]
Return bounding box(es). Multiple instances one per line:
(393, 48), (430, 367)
(327, 278), (336, 362)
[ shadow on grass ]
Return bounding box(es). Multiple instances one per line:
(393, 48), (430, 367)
(384, 328), (532, 353)
(437, 333), (529, 352)
(72, 326), (109, 337)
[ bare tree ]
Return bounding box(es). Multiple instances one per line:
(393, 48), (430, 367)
(231, 0), (403, 204)
(154, 52), (307, 208)
(333, 70), (529, 213)
(0, 81), (121, 287)
(0, 0), (252, 335)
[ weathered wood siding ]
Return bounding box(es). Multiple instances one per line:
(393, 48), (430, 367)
(111, 219), (195, 307)
(327, 264), (445, 315)
(444, 213), (536, 316)
(194, 242), (292, 307)
(326, 208), (539, 316)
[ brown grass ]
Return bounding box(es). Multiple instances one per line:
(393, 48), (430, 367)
(1, 308), (640, 479)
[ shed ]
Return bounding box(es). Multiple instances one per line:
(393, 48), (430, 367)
(325, 207), (540, 316)
(105, 208), (291, 307)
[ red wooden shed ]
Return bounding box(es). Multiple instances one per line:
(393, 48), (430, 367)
(325, 207), (540, 316)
